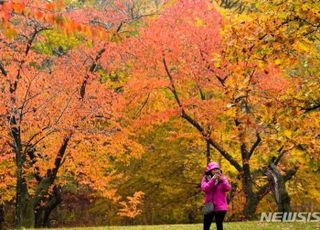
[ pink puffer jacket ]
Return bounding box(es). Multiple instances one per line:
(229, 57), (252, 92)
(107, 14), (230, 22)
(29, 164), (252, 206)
(201, 162), (232, 211)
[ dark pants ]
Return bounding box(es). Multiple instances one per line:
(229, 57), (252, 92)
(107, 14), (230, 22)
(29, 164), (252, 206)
(203, 211), (226, 230)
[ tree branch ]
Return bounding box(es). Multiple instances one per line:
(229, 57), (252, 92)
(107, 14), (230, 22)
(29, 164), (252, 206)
(304, 102), (320, 113)
(283, 165), (299, 182)
(0, 61), (7, 76)
(162, 57), (183, 107)
(26, 146), (42, 182)
(273, 146), (286, 166)
(80, 48), (106, 99)
(48, 134), (72, 184)
(162, 56), (242, 172)
(248, 132), (261, 159)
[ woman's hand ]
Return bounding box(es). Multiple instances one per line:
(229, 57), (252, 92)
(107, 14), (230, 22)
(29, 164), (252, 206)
(214, 172), (223, 181)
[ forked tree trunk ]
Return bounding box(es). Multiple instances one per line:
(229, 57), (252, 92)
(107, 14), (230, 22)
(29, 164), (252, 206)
(266, 162), (291, 214)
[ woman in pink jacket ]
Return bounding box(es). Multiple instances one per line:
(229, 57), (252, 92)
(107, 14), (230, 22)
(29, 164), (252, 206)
(201, 162), (231, 230)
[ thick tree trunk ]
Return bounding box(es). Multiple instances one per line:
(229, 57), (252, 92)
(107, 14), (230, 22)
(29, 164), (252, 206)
(34, 191), (60, 228)
(15, 177), (34, 228)
(243, 192), (259, 219)
(14, 134), (70, 228)
(33, 181), (58, 228)
(9, 115), (33, 228)
(241, 159), (259, 219)
(266, 162), (291, 214)
(34, 186), (62, 228)
(33, 136), (70, 228)
(241, 163), (297, 219)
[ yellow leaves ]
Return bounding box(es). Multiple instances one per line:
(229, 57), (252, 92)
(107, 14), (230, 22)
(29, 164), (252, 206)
(301, 3), (310, 11)
(195, 17), (204, 27)
(283, 130), (292, 139)
(295, 182), (305, 192)
(101, 188), (121, 202)
(163, 0), (177, 8)
(211, 52), (222, 68)
(105, 130), (145, 165)
(33, 28), (83, 55)
(274, 58), (282, 65)
(225, 102), (236, 111)
(294, 39), (312, 53)
(2, 25), (18, 40)
(118, 191), (145, 218)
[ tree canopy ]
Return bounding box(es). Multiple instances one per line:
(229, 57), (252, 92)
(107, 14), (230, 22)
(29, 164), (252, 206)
(0, 0), (319, 228)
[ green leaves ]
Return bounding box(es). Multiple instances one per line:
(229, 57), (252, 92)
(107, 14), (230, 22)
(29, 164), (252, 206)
(33, 29), (83, 55)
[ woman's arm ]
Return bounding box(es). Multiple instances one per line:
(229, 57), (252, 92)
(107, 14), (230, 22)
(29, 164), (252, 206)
(201, 175), (216, 193)
(220, 176), (232, 192)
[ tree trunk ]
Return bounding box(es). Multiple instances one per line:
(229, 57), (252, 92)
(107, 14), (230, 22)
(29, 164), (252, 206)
(16, 178), (34, 228)
(241, 160), (259, 219)
(241, 162), (296, 219)
(9, 114), (32, 228)
(243, 192), (259, 219)
(33, 136), (70, 228)
(34, 186), (62, 228)
(33, 178), (53, 228)
(266, 162), (291, 214)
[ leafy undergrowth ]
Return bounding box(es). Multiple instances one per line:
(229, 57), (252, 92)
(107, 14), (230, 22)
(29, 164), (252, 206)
(29, 221), (320, 230)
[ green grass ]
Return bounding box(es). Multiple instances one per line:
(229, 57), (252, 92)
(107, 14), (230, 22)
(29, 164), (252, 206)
(29, 221), (320, 230)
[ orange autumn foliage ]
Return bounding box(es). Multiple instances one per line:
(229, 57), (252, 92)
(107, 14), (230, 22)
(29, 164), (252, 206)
(0, 0), (148, 224)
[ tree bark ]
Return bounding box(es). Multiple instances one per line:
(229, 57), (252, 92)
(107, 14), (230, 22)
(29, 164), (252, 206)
(43, 186), (62, 227)
(266, 161), (297, 216)
(241, 162), (259, 219)
(10, 114), (32, 228)
(34, 186), (62, 228)
(33, 135), (70, 228)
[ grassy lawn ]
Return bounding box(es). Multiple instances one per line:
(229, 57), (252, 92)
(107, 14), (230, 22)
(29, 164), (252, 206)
(29, 221), (320, 230)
